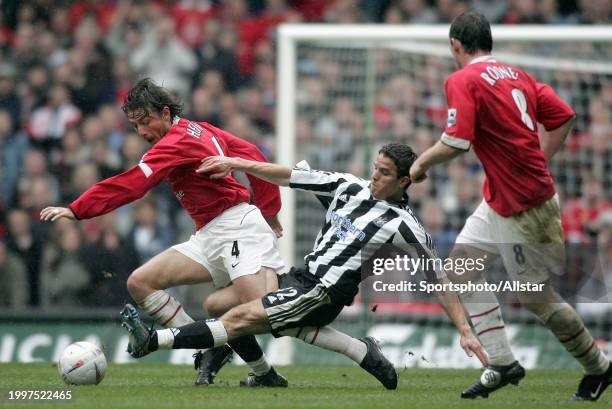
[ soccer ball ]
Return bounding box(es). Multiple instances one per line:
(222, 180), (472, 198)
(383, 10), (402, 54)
(58, 342), (107, 385)
(480, 368), (501, 387)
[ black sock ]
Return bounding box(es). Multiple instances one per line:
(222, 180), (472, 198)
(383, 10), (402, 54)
(228, 335), (264, 362)
(172, 321), (215, 349)
(149, 332), (159, 351)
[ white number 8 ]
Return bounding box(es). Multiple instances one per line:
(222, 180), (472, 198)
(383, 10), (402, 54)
(511, 88), (535, 131)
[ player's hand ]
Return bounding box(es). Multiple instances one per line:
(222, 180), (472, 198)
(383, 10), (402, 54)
(40, 207), (76, 222)
(460, 331), (489, 367)
(409, 162), (428, 183)
(264, 214), (283, 238)
(197, 156), (237, 179)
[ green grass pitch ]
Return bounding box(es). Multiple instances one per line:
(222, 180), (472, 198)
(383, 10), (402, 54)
(1, 363), (610, 409)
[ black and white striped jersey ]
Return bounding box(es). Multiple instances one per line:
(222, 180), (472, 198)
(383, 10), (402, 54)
(289, 163), (444, 306)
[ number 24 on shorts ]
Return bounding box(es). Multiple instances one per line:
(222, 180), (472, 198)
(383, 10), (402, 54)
(266, 288), (298, 305)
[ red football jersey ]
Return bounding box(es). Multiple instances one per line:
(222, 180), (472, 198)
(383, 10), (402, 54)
(69, 119), (281, 230)
(441, 56), (575, 216)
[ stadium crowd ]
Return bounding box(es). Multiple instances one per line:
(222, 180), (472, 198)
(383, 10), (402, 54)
(0, 0), (610, 310)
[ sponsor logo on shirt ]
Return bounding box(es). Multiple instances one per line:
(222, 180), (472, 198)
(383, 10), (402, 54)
(330, 211), (365, 242)
(447, 108), (457, 127)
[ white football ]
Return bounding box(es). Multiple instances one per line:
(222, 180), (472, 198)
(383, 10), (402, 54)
(480, 368), (501, 387)
(58, 342), (107, 385)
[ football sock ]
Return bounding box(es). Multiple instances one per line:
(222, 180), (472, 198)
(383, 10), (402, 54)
(155, 329), (174, 349)
(139, 290), (194, 327)
(246, 355), (271, 376)
(281, 326), (367, 363)
(228, 336), (271, 376)
(460, 279), (516, 366)
(538, 303), (609, 375)
(162, 319), (228, 349)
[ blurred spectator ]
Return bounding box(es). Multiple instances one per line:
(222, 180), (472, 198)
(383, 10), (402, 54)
(325, 0), (364, 23)
(37, 29), (68, 69)
(420, 198), (457, 247)
(98, 103), (128, 152)
(49, 7), (72, 46)
(435, 0), (471, 23)
(0, 109), (29, 208)
(90, 138), (121, 180)
(194, 21), (241, 92)
(563, 175), (612, 243)
(40, 223), (90, 307)
(6, 208), (44, 306)
(20, 64), (50, 121)
(27, 83), (82, 149)
(381, 0), (437, 23)
(13, 24), (41, 75)
(238, 86), (273, 133)
(498, 0), (545, 23)
(128, 198), (174, 264)
(16, 149), (61, 210)
(105, 0), (152, 59)
(130, 14), (197, 101)
(68, 16), (115, 114)
(120, 132), (147, 168)
(171, 0), (217, 49)
(54, 126), (88, 198)
(68, 162), (100, 201)
(111, 58), (136, 105)
(80, 213), (139, 306)
(579, 0), (611, 24)
(0, 240), (29, 308)
(0, 63), (21, 129)
(188, 87), (221, 124)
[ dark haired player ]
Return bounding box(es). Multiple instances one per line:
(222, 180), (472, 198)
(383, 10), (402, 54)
(121, 143), (488, 389)
(41, 78), (287, 387)
(410, 10), (611, 401)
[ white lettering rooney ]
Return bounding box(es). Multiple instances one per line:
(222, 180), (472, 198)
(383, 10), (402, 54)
(480, 65), (519, 86)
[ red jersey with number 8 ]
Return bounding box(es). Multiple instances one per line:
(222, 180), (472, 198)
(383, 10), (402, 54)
(441, 56), (575, 216)
(69, 118), (281, 230)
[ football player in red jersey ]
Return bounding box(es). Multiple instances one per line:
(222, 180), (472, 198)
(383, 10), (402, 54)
(40, 78), (288, 387)
(410, 11), (611, 401)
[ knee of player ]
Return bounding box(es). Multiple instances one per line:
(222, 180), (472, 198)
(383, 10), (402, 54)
(203, 296), (223, 318)
(126, 270), (144, 293)
(224, 303), (260, 331)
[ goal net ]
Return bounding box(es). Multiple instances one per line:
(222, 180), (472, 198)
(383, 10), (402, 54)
(275, 25), (612, 367)
(277, 24), (611, 264)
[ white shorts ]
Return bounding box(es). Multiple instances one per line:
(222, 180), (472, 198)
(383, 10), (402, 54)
(172, 203), (285, 288)
(456, 195), (565, 283)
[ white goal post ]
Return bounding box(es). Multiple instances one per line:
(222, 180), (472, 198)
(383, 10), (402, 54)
(275, 24), (612, 268)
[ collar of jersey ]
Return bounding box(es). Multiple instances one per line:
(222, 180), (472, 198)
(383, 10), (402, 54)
(172, 116), (181, 125)
(368, 187), (409, 209)
(468, 55), (496, 65)
(392, 193), (409, 209)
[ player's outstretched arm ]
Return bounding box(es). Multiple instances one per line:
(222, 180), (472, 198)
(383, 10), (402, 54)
(433, 278), (489, 366)
(198, 156), (291, 186)
(409, 140), (463, 183)
(40, 206), (76, 222)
